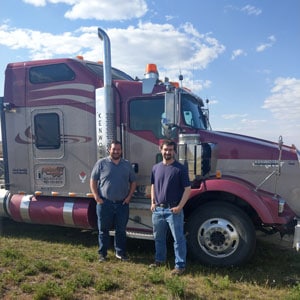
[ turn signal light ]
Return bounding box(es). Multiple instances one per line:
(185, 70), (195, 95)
(216, 170), (222, 179)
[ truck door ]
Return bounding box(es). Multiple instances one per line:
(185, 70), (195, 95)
(30, 109), (66, 194)
(125, 97), (165, 194)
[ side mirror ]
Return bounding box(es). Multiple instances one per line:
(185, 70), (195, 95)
(164, 92), (177, 125)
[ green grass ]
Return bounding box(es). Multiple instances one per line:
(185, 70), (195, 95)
(1, 217), (300, 299)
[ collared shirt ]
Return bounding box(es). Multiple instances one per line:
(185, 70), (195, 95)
(91, 157), (136, 201)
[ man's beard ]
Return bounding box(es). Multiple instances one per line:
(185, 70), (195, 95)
(164, 154), (172, 161)
(111, 153), (121, 160)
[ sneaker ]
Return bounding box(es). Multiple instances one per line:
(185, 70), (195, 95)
(98, 254), (107, 262)
(149, 261), (164, 268)
(115, 253), (129, 261)
(171, 268), (185, 276)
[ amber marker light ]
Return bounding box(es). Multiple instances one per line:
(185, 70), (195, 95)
(170, 82), (179, 88)
(68, 192), (77, 197)
(145, 63), (158, 74)
(216, 170), (222, 179)
(51, 192), (59, 196)
(35, 191), (42, 196)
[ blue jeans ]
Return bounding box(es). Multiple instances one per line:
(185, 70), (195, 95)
(152, 207), (186, 269)
(96, 200), (129, 257)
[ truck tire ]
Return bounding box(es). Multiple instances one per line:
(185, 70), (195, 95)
(186, 201), (256, 267)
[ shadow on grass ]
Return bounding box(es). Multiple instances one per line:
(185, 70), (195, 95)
(187, 238), (300, 289)
(1, 216), (300, 290)
(0, 217), (98, 247)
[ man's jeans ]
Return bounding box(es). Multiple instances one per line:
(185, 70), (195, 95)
(152, 206), (186, 269)
(96, 200), (129, 257)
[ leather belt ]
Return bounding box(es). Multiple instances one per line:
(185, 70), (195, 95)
(103, 198), (123, 203)
(157, 203), (177, 208)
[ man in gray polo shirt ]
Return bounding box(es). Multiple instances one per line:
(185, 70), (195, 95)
(90, 141), (136, 261)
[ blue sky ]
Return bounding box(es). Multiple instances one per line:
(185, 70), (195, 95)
(0, 0), (299, 146)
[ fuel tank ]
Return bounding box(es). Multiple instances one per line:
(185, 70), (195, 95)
(0, 192), (97, 229)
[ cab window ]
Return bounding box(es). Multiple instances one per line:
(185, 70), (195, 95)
(29, 63), (75, 84)
(129, 98), (164, 138)
(34, 113), (61, 149)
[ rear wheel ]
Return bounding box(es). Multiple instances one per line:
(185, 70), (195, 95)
(186, 201), (256, 267)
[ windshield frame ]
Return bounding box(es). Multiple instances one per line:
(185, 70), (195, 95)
(180, 92), (208, 130)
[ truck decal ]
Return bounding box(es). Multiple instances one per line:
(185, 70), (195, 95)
(15, 129), (92, 144)
(252, 160), (284, 168)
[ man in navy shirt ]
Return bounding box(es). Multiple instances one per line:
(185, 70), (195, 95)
(150, 139), (191, 275)
(90, 141), (136, 262)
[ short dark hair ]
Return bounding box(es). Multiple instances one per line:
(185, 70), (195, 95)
(159, 139), (177, 152)
(110, 140), (122, 149)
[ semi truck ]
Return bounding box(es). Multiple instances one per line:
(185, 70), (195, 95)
(0, 27), (300, 266)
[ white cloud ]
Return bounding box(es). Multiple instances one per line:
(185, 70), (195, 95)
(215, 76), (300, 145)
(262, 77), (300, 145)
(214, 77), (300, 145)
(0, 24), (95, 59)
(225, 4), (262, 16)
(263, 77), (300, 120)
(0, 22), (224, 92)
(240, 118), (267, 126)
(222, 114), (248, 120)
(256, 35), (276, 52)
(65, 0), (148, 20)
(241, 5), (262, 16)
(22, 0), (148, 20)
(23, 0), (76, 7)
(165, 15), (176, 21)
(23, 0), (47, 6)
(231, 49), (247, 60)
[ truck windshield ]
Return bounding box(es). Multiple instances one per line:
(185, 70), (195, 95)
(181, 95), (207, 130)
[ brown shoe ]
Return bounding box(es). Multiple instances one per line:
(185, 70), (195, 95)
(149, 261), (164, 268)
(171, 268), (185, 276)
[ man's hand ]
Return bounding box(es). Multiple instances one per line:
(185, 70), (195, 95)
(96, 197), (104, 204)
(150, 203), (156, 212)
(170, 206), (182, 214)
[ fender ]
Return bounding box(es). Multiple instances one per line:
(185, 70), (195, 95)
(189, 177), (295, 224)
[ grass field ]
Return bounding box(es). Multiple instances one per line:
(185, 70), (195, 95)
(1, 217), (300, 300)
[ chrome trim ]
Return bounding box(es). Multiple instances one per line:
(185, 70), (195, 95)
(293, 218), (300, 251)
(296, 146), (300, 166)
(20, 195), (32, 222)
(63, 202), (74, 226)
(98, 27), (116, 151)
(0, 189), (9, 217)
(278, 198), (285, 214)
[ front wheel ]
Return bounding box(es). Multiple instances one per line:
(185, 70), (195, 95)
(186, 201), (256, 267)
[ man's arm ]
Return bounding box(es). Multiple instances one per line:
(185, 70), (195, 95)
(150, 184), (156, 211)
(90, 179), (103, 204)
(171, 186), (191, 214)
(123, 181), (137, 204)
